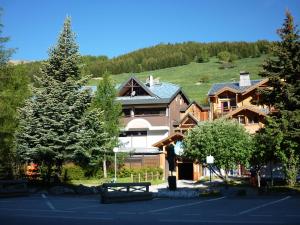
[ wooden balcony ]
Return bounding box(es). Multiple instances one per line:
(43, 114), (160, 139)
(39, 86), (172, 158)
(122, 115), (169, 127)
(214, 106), (237, 118)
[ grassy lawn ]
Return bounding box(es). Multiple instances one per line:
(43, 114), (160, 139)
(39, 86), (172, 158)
(88, 56), (267, 104)
(69, 177), (165, 187)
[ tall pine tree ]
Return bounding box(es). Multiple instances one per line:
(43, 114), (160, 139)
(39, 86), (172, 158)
(258, 11), (300, 186)
(16, 17), (91, 181)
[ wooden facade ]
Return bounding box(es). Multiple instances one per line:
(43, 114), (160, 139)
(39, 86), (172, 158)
(116, 76), (192, 177)
(208, 73), (270, 133)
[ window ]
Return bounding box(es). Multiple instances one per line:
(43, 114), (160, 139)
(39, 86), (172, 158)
(238, 115), (245, 124)
(123, 108), (131, 117)
(119, 131), (147, 137)
(230, 99), (237, 107)
(222, 101), (229, 111)
(134, 108), (166, 116)
(248, 115), (259, 124)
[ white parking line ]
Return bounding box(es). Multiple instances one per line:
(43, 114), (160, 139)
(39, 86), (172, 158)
(146, 197), (226, 213)
(237, 196), (291, 215)
(41, 194), (56, 211)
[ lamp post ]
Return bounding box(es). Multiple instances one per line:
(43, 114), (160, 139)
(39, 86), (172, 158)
(113, 147), (119, 182)
(206, 155), (214, 184)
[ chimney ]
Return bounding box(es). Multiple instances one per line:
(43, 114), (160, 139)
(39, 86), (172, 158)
(239, 71), (251, 87)
(148, 75), (154, 87)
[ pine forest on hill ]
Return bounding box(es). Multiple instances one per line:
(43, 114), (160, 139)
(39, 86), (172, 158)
(13, 41), (270, 103)
(89, 56), (266, 104)
(82, 41), (270, 76)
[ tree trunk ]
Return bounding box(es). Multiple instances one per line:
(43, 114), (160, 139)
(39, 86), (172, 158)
(270, 161), (273, 187)
(257, 170), (261, 188)
(103, 157), (107, 178)
(225, 169), (229, 182)
(224, 169), (229, 189)
(210, 167), (225, 180)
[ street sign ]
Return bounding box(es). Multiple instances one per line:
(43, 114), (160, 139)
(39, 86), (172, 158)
(174, 141), (184, 156)
(206, 155), (214, 164)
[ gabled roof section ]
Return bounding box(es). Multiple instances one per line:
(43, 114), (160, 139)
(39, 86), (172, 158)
(208, 79), (263, 96)
(116, 76), (184, 105)
(118, 76), (156, 97)
(181, 101), (209, 112)
(241, 79), (269, 96)
(179, 112), (199, 125)
(224, 106), (268, 118)
(153, 133), (184, 148)
(177, 89), (190, 104)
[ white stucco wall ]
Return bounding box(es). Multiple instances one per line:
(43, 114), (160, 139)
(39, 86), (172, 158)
(119, 130), (168, 148)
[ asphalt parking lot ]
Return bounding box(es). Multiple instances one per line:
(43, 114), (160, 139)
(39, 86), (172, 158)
(0, 194), (299, 225)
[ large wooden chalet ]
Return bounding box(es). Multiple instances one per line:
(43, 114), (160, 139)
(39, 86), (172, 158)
(86, 72), (270, 181)
(208, 71), (270, 133)
(116, 76), (209, 180)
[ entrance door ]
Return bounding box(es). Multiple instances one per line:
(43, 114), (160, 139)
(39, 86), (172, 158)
(178, 163), (193, 180)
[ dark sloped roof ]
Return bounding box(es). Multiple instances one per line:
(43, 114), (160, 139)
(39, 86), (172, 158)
(117, 76), (157, 97)
(84, 77), (189, 105)
(118, 97), (170, 105)
(116, 76), (187, 105)
(208, 80), (262, 96)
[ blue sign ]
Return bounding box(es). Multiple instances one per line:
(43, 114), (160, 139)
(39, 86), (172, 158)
(174, 141), (184, 156)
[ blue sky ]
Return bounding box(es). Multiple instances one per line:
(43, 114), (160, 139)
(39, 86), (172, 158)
(1, 0), (300, 61)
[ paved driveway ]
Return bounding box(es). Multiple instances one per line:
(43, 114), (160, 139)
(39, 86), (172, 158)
(0, 194), (299, 225)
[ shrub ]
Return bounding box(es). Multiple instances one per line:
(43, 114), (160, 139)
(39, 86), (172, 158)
(62, 163), (85, 181)
(117, 167), (163, 178)
(217, 51), (231, 63)
(199, 75), (209, 83)
(195, 50), (210, 63)
(118, 168), (134, 178)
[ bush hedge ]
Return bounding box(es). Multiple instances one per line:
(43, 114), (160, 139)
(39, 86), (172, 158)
(62, 163), (86, 181)
(118, 167), (163, 178)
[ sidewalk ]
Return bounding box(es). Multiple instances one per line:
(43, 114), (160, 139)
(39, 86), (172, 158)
(150, 180), (208, 192)
(150, 180), (210, 198)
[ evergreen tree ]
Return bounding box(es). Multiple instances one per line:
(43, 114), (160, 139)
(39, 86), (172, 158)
(258, 11), (300, 186)
(91, 73), (122, 178)
(16, 17), (91, 181)
(0, 9), (29, 179)
(73, 108), (109, 176)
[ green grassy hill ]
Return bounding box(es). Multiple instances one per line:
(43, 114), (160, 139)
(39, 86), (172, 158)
(88, 56), (267, 104)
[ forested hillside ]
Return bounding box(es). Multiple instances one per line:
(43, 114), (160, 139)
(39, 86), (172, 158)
(13, 41), (271, 80)
(83, 41), (271, 76)
(89, 56), (267, 104)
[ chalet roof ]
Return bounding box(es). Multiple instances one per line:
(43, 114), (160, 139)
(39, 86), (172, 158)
(152, 133), (184, 148)
(179, 112), (199, 125)
(117, 76), (156, 97)
(208, 79), (264, 96)
(180, 101), (209, 112)
(116, 76), (189, 105)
